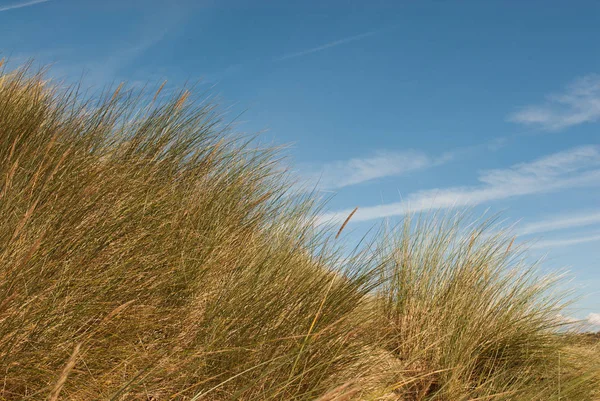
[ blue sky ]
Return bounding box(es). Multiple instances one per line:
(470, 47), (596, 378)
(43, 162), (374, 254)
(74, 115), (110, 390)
(2, 0), (599, 325)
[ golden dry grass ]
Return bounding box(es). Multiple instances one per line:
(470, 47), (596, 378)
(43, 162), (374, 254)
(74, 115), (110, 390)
(0, 62), (598, 400)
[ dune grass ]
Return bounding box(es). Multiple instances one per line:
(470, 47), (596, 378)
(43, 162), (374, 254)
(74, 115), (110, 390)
(0, 62), (598, 400)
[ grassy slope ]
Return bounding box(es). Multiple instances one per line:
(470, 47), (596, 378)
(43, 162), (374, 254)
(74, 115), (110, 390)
(0, 64), (598, 400)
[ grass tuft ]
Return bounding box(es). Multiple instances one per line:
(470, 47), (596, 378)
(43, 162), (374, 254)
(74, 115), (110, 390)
(0, 63), (598, 400)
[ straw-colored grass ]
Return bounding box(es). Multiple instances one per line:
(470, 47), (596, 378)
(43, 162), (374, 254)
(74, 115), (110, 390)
(0, 62), (598, 400)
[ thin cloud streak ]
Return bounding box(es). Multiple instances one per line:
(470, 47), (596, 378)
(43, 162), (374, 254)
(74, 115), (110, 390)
(529, 233), (600, 249)
(318, 145), (600, 224)
(300, 137), (508, 191)
(0, 0), (49, 12)
(509, 74), (600, 131)
(275, 31), (378, 61)
(519, 210), (600, 236)
(301, 150), (433, 190)
(201, 30), (380, 83)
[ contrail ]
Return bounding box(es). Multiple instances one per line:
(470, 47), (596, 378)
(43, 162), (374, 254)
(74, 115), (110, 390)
(275, 30), (378, 61)
(0, 0), (50, 13)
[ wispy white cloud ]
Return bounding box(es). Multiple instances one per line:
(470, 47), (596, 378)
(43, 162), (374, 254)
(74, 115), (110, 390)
(275, 30), (378, 62)
(44, 25), (173, 89)
(529, 233), (600, 250)
(318, 145), (600, 224)
(519, 210), (600, 236)
(509, 74), (600, 131)
(300, 138), (507, 191)
(0, 0), (49, 13)
(11, 2), (186, 89)
(588, 313), (600, 326)
(301, 150), (434, 190)
(557, 313), (600, 329)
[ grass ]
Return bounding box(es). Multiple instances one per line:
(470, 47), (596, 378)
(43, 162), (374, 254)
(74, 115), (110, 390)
(0, 62), (598, 400)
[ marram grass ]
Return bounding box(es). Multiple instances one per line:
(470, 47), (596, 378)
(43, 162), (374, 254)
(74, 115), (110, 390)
(0, 62), (598, 400)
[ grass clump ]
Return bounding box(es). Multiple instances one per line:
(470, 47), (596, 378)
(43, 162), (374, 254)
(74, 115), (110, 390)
(0, 63), (598, 400)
